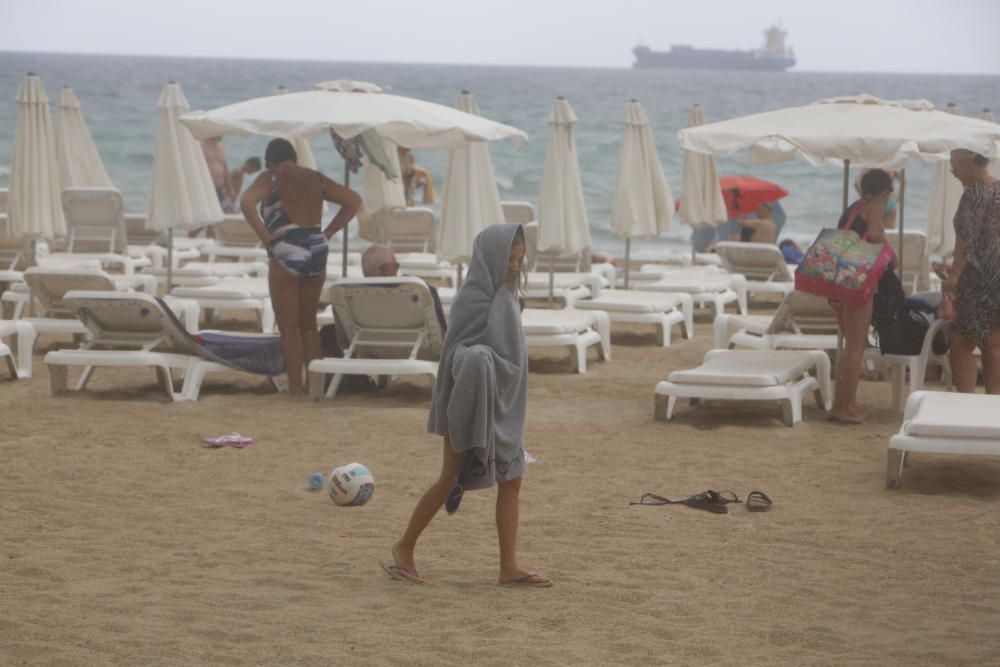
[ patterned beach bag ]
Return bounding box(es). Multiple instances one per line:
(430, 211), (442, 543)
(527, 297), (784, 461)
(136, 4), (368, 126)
(794, 205), (895, 308)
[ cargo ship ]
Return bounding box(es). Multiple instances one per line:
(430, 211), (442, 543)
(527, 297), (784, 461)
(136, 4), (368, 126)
(633, 24), (795, 72)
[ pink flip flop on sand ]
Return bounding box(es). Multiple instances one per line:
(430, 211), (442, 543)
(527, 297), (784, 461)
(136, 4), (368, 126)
(201, 433), (253, 448)
(380, 560), (425, 584)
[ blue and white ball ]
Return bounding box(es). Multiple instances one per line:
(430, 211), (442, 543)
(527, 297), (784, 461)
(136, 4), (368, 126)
(328, 463), (375, 507)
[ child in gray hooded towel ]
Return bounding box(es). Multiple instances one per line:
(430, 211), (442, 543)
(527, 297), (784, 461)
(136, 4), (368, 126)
(381, 224), (551, 588)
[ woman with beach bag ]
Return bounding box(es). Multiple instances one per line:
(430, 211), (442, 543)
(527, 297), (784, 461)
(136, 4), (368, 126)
(795, 169), (895, 423)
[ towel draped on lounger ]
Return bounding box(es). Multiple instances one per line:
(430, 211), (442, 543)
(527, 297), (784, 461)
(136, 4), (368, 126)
(427, 224), (528, 491)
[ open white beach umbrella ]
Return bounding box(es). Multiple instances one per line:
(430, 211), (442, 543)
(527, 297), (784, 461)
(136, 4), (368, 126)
(537, 97), (591, 300)
(55, 86), (113, 189)
(275, 86), (318, 170)
(678, 94), (1000, 276)
(678, 105), (726, 230)
(7, 73), (65, 242)
(925, 104), (964, 258)
(986, 109), (1000, 179)
(181, 80), (524, 274)
(437, 90), (505, 267)
(609, 99), (674, 287)
(147, 81), (224, 288)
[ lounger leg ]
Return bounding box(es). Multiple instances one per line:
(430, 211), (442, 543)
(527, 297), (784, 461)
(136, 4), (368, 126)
(890, 364), (905, 412)
(654, 394), (669, 421)
(16, 322), (35, 378)
(4, 352), (17, 379)
(713, 314), (731, 350)
(76, 365), (96, 391)
(262, 299), (275, 334)
(325, 373), (345, 399)
(49, 364), (68, 395)
(308, 371), (324, 401)
(179, 361), (206, 401)
(780, 400), (795, 427)
(886, 448), (904, 489)
(154, 366), (174, 400)
(666, 395), (677, 420)
(573, 341), (587, 374)
(681, 295), (694, 339)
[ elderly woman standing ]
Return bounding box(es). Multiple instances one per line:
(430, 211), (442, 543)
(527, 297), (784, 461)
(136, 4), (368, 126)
(945, 149), (1000, 393)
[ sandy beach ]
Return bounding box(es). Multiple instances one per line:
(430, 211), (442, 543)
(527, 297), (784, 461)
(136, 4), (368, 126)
(3, 304), (1000, 666)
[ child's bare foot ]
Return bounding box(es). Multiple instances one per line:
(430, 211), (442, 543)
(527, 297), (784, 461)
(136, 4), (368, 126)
(499, 566), (552, 588)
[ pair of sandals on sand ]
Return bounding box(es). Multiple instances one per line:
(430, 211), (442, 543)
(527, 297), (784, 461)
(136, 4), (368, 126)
(631, 489), (772, 514)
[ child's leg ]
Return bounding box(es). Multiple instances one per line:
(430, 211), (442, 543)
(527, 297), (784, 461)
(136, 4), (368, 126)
(496, 476), (550, 585)
(393, 436), (463, 574)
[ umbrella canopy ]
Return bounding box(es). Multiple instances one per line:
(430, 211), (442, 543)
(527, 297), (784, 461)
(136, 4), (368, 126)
(180, 80), (526, 150)
(986, 109), (1000, 179)
(55, 86), (113, 189)
(7, 73), (65, 240)
(719, 175), (788, 218)
(678, 105), (727, 227)
(678, 95), (1000, 170)
(926, 103), (965, 258)
(437, 90), (506, 264)
(537, 97), (591, 257)
(362, 135), (406, 213)
(147, 81), (224, 233)
(610, 99), (673, 239)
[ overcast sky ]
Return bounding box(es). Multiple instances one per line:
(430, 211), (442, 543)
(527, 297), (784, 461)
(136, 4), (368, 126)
(3, 0), (999, 74)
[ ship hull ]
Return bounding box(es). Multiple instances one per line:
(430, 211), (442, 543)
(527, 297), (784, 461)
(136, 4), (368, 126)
(633, 48), (794, 72)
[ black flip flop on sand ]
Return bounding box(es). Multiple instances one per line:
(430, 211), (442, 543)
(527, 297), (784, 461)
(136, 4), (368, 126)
(746, 490), (773, 512)
(630, 490), (736, 514)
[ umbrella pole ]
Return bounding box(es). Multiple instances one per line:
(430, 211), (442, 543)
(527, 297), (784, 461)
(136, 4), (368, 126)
(898, 169), (906, 282)
(341, 163), (350, 278)
(166, 228), (174, 294)
(842, 160), (850, 212)
(548, 255), (555, 306)
(624, 238), (631, 290)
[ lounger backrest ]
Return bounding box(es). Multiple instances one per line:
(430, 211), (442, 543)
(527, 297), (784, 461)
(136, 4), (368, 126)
(63, 290), (181, 350)
(329, 276), (444, 360)
(522, 221), (591, 272)
(501, 201), (535, 225)
(0, 236), (26, 271)
(377, 207), (436, 253)
(715, 242), (792, 282)
(62, 187), (128, 254)
(884, 231), (928, 292)
(23, 267), (117, 319)
(766, 290), (838, 334)
(211, 215), (260, 247)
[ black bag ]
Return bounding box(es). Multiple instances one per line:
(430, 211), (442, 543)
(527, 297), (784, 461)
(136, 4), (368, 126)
(870, 271), (929, 355)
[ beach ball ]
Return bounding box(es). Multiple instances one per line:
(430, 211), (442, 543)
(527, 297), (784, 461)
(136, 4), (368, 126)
(328, 463), (375, 507)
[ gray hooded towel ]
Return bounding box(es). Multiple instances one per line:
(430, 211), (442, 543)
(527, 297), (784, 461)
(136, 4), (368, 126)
(427, 224), (527, 494)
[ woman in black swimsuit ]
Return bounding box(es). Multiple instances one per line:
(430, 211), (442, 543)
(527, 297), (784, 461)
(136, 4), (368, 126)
(830, 169), (893, 423)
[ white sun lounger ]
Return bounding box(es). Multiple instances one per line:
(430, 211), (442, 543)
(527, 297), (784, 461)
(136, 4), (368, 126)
(635, 271), (747, 316)
(396, 252), (456, 284)
(716, 291), (839, 351)
(654, 350), (831, 426)
(884, 231), (930, 293)
(170, 277), (274, 332)
(143, 260), (267, 287)
(573, 290), (693, 346)
(887, 391), (1000, 488)
(0, 319), (34, 379)
(44, 290), (279, 401)
(203, 215), (267, 262)
(864, 319), (951, 412)
(524, 271), (605, 306)
(308, 276), (444, 399)
(715, 241), (796, 298)
(522, 307), (610, 373)
(377, 206), (437, 253)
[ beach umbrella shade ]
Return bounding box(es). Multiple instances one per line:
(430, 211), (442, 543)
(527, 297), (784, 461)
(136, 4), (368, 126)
(437, 90), (505, 269)
(718, 175), (788, 218)
(180, 80), (525, 274)
(678, 105), (727, 230)
(986, 109), (1000, 179)
(537, 97), (591, 300)
(926, 103), (965, 258)
(275, 86), (319, 170)
(678, 94), (1000, 277)
(55, 86), (113, 189)
(609, 99), (674, 288)
(7, 73), (65, 243)
(147, 81), (225, 288)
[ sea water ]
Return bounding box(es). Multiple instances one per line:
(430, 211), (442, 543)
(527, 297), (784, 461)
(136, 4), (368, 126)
(1, 52), (997, 259)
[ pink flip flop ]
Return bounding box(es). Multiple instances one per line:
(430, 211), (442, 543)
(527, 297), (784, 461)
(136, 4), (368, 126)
(201, 433), (253, 448)
(380, 560), (424, 584)
(499, 571), (553, 588)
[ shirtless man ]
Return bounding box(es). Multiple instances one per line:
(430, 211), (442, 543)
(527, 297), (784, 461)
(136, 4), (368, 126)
(734, 202), (777, 244)
(201, 137), (232, 206)
(225, 157), (262, 212)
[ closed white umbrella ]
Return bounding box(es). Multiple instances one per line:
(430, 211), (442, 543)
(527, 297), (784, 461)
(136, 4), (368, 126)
(537, 97), (591, 300)
(926, 103), (964, 258)
(437, 90), (505, 269)
(147, 81), (224, 288)
(181, 80), (524, 274)
(55, 86), (113, 189)
(678, 104), (726, 230)
(7, 73), (65, 242)
(610, 99), (674, 287)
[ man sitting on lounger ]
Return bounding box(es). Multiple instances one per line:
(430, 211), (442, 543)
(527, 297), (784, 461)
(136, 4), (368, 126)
(361, 245), (447, 331)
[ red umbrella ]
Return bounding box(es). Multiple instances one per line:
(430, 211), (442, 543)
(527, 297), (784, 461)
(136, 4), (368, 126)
(719, 176), (788, 217)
